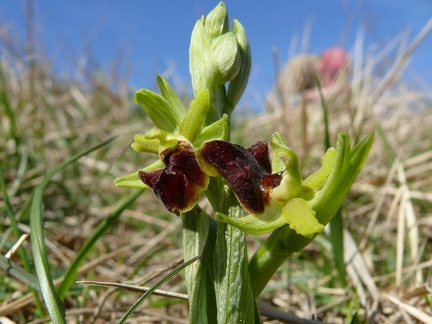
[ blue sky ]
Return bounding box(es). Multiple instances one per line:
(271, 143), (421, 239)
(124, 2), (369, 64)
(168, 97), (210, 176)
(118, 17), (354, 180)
(2, 1), (432, 111)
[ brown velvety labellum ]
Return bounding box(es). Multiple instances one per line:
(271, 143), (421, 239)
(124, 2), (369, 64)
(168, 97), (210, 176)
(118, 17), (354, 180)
(201, 141), (273, 214)
(247, 141), (272, 173)
(138, 146), (208, 216)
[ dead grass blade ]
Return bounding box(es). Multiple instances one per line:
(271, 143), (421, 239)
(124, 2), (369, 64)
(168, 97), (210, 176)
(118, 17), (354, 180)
(384, 293), (432, 323)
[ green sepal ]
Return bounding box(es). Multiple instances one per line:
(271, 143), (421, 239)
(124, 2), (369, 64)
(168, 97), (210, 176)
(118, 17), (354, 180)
(156, 74), (187, 115)
(215, 211), (285, 235)
(204, 1), (229, 40)
(134, 88), (184, 132)
(114, 160), (164, 189)
(179, 89), (210, 142)
(194, 114), (228, 148)
(280, 198), (324, 239)
(225, 19), (251, 116)
(303, 147), (336, 191)
(131, 134), (159, 154)
(212, 32), (241, 85)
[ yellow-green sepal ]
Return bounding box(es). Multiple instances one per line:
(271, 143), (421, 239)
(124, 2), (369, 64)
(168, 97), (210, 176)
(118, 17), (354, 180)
(114, 160), (164, 189)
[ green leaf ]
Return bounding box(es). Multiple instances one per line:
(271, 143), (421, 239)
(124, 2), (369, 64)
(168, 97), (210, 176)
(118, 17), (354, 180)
(214, 184), (256, 323)
(118, 255), (202, 324)
(0, 254), (40, 291)
(156, 74), (187, 115)
(179, 89), (210, 142)
(30, 137), (115, 323)
(57, 189), (145, 299)
(182, 207), (217, 324)
(114, 160), (164, 189)
(134, 88), (183, 132)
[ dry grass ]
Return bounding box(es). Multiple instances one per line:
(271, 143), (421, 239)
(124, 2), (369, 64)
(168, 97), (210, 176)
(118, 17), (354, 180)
(2, 17), (432, 323)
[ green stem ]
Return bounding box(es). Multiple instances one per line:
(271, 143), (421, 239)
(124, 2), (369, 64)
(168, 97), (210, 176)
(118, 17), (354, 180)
(249, 225), (312, 298)
(214, 183), (257, 323)
(328, 209), (347, 286)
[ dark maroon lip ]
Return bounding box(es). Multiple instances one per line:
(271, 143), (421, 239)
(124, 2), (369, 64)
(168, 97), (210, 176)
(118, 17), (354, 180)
(139, 146), (208, 216)
(199, 140), (282, 215)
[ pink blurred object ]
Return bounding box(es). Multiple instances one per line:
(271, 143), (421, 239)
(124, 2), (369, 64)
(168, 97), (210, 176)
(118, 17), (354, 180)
(318, 47), (348, 87)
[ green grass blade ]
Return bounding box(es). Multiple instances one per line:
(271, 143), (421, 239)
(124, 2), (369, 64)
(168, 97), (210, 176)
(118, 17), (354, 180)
(118, 255), (201, 324)
(0, 254), (40, 291)
(0, 167), (45, 315)
(57, 188), (145, 299)
(30, 137), (115, 322)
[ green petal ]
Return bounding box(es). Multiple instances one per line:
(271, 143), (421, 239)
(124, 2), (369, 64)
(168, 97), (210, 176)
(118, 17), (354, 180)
(114, 160), (164, 189)
(215, 212), (286, 235)
(143, 128), (190, 153)
(134, 88), (183, 132)
(131, 134), (159, 154)
(280, 198), (324, 239)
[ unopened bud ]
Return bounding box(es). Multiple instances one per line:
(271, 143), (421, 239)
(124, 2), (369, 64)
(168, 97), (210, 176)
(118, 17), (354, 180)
(212, 32), (241, 85)
(204, 1), (229, 40)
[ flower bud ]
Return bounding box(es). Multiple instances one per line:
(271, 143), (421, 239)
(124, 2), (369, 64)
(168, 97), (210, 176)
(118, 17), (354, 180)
(225, 20), (251, 115)
(212, 32), (242, 85)
(204, 1), (229, 40)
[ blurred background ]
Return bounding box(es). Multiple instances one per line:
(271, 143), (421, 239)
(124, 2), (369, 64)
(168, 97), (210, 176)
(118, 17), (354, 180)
(2, 0), (432, 111)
